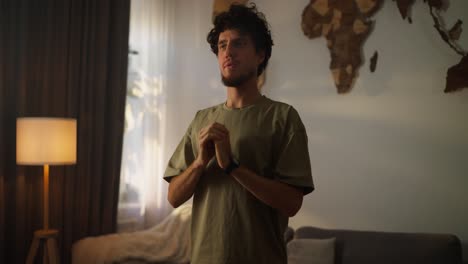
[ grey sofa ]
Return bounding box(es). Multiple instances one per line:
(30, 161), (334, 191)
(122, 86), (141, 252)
(291, 226), (463, 264)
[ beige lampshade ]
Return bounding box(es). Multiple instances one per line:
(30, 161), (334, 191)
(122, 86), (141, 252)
(16, 117), (77, 165)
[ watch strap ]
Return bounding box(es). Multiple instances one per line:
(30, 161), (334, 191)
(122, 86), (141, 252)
(224, 157), (239, 175)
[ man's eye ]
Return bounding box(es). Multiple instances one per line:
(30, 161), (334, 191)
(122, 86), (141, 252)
(234, 41), (246, 48)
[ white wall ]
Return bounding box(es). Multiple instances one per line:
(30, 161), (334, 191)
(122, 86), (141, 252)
(165, 0), (468, 258)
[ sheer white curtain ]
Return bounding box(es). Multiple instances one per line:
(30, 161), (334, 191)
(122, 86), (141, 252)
(118, 0), (176, 232)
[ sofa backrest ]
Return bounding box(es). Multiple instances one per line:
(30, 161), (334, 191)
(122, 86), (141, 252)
(294, 226), (463, 264)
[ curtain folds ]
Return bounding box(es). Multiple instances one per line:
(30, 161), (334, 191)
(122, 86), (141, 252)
(118, 0), (176, 231)
(0, 0), (130, 263)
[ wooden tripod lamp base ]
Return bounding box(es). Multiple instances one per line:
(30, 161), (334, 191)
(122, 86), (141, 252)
(26, 229), (60, 264)
(25, 165), (61, 264)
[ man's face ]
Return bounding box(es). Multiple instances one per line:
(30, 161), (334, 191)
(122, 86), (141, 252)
(217, 29), (264, 87)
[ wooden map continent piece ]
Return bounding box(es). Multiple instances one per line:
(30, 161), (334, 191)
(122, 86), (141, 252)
(445, 55), (468, 93)
(302, 0), (383, 93)
(212, 0), (249, 22)
(393, 0), (415, 22)
(370, 51), (378, 73)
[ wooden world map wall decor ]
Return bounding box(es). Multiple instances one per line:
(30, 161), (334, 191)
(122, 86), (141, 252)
(302, 0), (467, 94)
(213, 1), (467, 94)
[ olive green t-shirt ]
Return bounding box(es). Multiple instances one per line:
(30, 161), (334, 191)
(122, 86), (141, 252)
(164, 95), (314, 264)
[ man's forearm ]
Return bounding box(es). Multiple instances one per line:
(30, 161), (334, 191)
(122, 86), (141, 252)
(167, 160), (205, 208)
(230, 166), (303, 217)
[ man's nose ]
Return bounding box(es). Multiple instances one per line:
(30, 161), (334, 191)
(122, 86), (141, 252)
(225, 43), (235, 57)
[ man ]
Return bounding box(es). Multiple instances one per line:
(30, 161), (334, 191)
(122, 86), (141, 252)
(164, 3), (314, 264)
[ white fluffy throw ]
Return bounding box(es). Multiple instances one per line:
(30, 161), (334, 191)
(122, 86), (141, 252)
(72, 204), (192, 264)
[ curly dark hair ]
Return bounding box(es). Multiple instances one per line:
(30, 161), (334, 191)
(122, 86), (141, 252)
(207, 3), (274, 76)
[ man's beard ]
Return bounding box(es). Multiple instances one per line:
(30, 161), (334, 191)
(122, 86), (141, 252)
(221, 69), (256, 87)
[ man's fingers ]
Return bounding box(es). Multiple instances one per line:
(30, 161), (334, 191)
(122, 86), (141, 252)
(199, 131), (225, 146)
(200, 123), (229, 136)
(206, 131), (226, 141)
(211, 122), (229, 133)
(200, 127), (228, 140)
(209, 125), (228, 136)
(198, 123), (230, 150)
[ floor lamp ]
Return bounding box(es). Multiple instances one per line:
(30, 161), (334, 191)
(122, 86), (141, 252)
(16, 117), (77, 264)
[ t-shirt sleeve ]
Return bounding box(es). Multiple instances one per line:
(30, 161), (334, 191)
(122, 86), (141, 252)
(163, 112), (198, 183)
(273, 107), (314, 195)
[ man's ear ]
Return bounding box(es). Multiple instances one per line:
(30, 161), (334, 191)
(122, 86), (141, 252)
(257, 50), (265, 66)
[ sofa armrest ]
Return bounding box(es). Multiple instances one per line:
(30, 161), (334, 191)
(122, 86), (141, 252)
(284, 226), (295, 244)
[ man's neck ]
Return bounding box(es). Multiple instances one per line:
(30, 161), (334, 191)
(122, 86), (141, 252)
(225, 78), (262, 108)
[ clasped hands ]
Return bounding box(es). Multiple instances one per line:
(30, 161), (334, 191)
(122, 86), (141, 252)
(196, 122), (232, 169)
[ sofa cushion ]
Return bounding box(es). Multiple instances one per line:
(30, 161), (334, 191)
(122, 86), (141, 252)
(287, 238), (336, 264)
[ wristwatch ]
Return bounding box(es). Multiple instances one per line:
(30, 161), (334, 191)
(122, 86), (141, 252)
(224, 157), (240, 175)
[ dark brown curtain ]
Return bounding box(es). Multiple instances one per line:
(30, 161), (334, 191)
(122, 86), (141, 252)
(0, 0), (130, 263)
